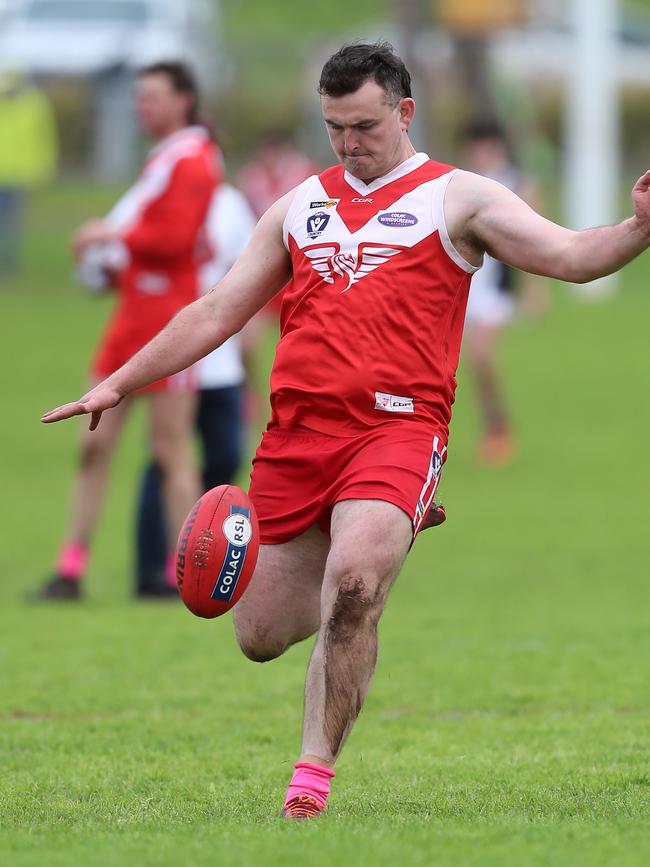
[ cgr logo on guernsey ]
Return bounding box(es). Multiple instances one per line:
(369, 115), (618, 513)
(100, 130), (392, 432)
(378, 211), (418, 227)
(374, 392), (415, 413)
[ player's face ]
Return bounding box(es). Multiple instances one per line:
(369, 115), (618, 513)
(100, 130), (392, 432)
(135, 74), (191, 139)
(321, 79), (415, 182)
(465, 138), (508, 175)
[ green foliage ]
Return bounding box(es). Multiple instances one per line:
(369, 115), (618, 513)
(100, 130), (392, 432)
(221, 0), (389, 39)
(1, 184), (650, 865)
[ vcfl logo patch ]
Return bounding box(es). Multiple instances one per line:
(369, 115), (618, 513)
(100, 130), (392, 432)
(306, 212), (330, 239)
(303, 241), (406, 293)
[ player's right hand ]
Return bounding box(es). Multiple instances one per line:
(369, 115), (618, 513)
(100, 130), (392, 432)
(41, 382), (123, 430)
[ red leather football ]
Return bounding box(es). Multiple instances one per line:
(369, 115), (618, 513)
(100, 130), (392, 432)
(175, 485), (259, 619)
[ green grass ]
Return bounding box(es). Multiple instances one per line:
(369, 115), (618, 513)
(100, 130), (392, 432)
(1, 184), (650, 865)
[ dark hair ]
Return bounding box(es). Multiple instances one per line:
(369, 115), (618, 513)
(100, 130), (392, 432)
(463, 118), (508, 145)
(318, 42), (411, 107)
(138, 61), (199, 124)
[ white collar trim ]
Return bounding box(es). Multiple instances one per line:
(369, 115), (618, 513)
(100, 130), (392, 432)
(343, 152), (429, 194)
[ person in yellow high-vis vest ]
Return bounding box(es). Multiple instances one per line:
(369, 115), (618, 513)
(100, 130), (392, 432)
(0, 71), (58, 274)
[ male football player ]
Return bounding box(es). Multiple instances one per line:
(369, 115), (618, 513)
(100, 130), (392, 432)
(42, 44), (650, 816)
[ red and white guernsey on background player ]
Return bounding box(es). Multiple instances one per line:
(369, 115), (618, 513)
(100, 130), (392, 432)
(42, 44), (650, 818)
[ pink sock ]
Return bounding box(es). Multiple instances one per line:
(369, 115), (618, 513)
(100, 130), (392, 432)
(56, 542), (88, 581)
(283, 762), (335, 811)
(164, 552), (177, 588)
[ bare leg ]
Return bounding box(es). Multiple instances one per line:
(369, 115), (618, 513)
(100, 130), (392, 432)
(233, 524), (330, 661)
(63, 388), (131, 546)
(300, 499), (413, 765)
(466, 322), (510, 437)
(148, 390), (201, 543)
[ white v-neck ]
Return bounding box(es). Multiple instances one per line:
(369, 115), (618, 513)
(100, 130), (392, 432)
(343, 152), (429, 194)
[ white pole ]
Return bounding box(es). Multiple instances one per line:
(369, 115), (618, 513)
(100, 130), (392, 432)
(565, 0), (620, 297)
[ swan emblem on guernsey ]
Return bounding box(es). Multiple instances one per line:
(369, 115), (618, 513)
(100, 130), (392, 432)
(303, 242), (406, 293)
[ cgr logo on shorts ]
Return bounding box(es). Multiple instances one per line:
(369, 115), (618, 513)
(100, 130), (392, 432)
(307, 212), (330, 238)
(374, 391), (414, 413)
(211, 505), (252, 602)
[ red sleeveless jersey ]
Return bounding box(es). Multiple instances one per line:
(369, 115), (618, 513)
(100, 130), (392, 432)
(269, 153), (478, 439)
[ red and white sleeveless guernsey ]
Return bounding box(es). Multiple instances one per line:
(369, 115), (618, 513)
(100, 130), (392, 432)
(270, 152), (478, 440)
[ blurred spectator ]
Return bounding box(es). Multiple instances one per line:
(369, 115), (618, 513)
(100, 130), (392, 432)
(135, 182), (256, 595)
(0, 70), (57, 275)
(237, 128), (320, 219)
(237, 130), (320, 423)
(35, 61), (221, 600)
(462, 119), (548, 465)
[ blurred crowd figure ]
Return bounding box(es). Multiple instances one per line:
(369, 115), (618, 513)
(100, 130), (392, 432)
(237, 129), (321, 220)
(461, 119), (548, 466)
(237, 130), (321, 422)
(135, 181), (256, 595)
(36, 61), (221, 600)
(0, 70), (57, 275)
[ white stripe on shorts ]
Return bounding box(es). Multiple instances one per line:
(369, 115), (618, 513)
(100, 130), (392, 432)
(413, 435), (447, 535)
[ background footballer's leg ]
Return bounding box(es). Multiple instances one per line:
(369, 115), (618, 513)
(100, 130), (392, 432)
(35, 392), (132, 596)
(196, 385), (244, 490)
(466, 323), (515, 464)
(148, 389), (201, 583)
(63, 393), (132, 548)
(300, 499), (412, 765)
(233, 524), (329, 662)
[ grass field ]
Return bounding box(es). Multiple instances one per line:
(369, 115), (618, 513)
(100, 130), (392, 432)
(1, 184), (650, 866)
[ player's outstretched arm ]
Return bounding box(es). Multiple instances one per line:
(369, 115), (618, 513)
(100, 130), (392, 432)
(41, 193), (294, 428)
(448, 170), (650, 283)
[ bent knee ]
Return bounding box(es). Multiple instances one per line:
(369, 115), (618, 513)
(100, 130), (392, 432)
(237, 634), (287, 664)
(234, 615), (288, 663)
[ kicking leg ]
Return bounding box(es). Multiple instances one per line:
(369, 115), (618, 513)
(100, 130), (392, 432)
(233, 523), (330, 662)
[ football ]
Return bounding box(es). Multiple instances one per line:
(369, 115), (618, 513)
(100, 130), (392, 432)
(175, 485), (259, 619)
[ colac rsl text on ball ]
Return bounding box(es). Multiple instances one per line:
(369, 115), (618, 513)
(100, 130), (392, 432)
(175, 485), (259, 618)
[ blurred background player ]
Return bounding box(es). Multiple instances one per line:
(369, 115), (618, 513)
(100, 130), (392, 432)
(461, 119), (548, 465)
(35, 61), (221, 599)
(134, 181), (256, 596)
(237, 129), (321, 425)
(0, 69), (57, 275)
(237, 128), (321, 220)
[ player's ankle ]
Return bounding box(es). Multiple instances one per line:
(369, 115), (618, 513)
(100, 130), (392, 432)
(56, 541), (88, 580)
(284, 759), (336, 812)
(298, 754), (335, 770)
(164, 551), (177, 588)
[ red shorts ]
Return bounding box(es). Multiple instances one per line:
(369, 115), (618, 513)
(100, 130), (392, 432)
(92, 315), (197, 394)
(248, 423), (447, 544)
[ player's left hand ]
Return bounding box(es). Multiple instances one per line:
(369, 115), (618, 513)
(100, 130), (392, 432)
(631, 170), (650, 237)
(41, 381), (123, 430)
(72, 220), (121, 260)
